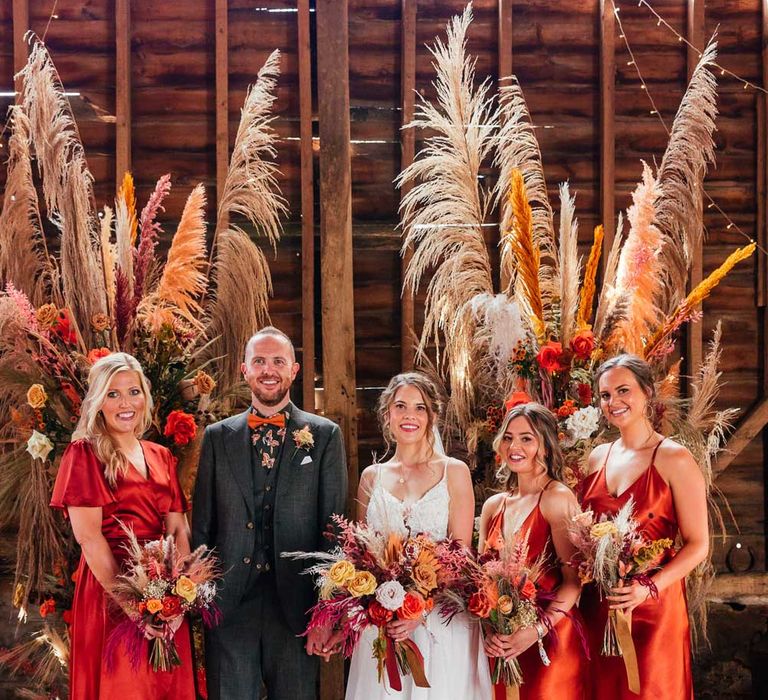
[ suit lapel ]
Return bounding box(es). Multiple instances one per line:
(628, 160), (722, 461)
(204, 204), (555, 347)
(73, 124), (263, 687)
(223, 410), (255, 517)
(275, 406), (311, 493)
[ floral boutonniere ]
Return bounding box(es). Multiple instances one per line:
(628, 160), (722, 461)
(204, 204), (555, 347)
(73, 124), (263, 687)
(292, 425), (314, 451)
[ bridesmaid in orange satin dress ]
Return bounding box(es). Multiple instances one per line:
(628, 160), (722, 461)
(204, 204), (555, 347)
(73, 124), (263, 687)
(579, 354), (708, 699)
(478, 402), (588, 700)
(50, 353), (195, 699)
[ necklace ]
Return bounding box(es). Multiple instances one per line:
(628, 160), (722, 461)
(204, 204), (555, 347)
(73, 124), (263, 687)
(398, 459), (428, 484)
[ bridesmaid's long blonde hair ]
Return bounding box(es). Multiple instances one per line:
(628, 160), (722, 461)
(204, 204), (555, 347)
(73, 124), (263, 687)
(72, 352), (153, 488)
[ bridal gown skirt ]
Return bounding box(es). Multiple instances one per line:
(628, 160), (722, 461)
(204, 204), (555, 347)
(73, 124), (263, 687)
(345, 611), (492, 700)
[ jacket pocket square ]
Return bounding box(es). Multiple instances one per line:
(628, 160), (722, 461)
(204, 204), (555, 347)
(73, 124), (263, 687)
(300, 455), (313, 465)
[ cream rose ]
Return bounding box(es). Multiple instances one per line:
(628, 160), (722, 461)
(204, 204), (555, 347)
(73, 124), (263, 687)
(590, 521), (618, 539)
(173, 575), (198, 603)
(375, 580), (406, 611)
(26, 430), (53, 462)
(347, 571), (377, 597)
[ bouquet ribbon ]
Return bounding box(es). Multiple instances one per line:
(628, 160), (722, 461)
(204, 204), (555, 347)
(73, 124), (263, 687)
(492, 682), (519, 700)
(384, 636), (430, 690)
(614, 609), (640, 695)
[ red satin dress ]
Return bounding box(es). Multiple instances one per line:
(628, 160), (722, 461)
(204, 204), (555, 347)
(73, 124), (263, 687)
(50, 439), (196, 700)
(578, 440), (693, 699)
(484, 483), (588, 700)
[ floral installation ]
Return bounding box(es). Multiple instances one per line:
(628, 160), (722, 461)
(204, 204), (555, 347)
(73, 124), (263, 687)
(283, 515), (465, 691)
(397, 5), (745, 644)
(292, 425), (315, 451)
(0, 38), (286, 694)
(568, 499), (673, 693)
(107, 523), (222, 672)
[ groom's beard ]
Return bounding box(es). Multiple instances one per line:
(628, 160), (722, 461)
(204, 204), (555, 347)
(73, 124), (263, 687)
(251, 376), (292, 407)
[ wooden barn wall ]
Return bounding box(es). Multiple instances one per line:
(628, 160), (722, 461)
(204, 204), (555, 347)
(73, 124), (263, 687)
(0, 0), (765, 661)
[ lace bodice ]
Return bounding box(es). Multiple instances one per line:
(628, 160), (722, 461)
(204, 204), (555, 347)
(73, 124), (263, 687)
(365, 462), (450, 541)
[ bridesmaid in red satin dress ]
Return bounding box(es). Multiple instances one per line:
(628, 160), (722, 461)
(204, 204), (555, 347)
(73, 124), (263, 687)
(50, 352), (196, 699)
(478, 402), (587, 700)
(579, 354), (708, 699)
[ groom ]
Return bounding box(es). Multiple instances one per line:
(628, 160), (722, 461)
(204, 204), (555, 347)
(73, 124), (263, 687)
(192, 326), (347, 700)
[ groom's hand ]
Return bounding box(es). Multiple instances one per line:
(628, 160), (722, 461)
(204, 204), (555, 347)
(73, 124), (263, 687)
(305, 624), (340, 661)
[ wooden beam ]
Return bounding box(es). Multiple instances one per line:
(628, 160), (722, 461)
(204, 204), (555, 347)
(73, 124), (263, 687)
(400, 0), (416, 370)
(115, 0), (131, 185)
(685, 0), (705, 379)
(599, 0), (615, 263)
(297, 0), (316, 410)
(316, 2), (357, 695)
(498, 0), (513, 291)
(215, 0), (229, 228)
(708, 573), (768, 604)
(12, 0), (29, 99)
(714, 398), (768, 478)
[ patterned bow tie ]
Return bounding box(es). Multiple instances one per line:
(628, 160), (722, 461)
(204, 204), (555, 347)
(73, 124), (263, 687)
(248, 412), (286, 430)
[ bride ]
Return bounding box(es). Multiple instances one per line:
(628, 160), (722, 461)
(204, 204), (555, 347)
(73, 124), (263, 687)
(345, 371), (492, 699)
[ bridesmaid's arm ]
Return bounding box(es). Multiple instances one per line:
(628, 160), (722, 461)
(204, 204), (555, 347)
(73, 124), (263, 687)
(165, 511), (191, 557)
(446, 459), (475, 546)
(356, 465), (376, 522)
(68, 506), (121, 593)
(608, 441), (708, 611)
(476, 493), (504, 554)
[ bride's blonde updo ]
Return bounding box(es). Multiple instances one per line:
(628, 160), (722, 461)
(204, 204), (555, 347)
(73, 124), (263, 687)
(72, 352), (153, 488)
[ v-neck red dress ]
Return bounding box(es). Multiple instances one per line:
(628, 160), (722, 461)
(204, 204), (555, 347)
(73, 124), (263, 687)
(578, 441), (693, 699)
(51, 439), (195, 700)
(484, 485), (588, 699)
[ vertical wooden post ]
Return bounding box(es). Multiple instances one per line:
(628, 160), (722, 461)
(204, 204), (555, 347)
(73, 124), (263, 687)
(498, 0), (513, 290)
(400, 0), (416, 369)
(12, 0), (29, 99)
(599, 0), (616, 263)
(215, 0), (229, 227)
(316, 1), (357, 695)
(760, 1), (768, 315)
(116, 0), (131, 186)
(298, 0), (316, 410)
(686, 0), (705, 378)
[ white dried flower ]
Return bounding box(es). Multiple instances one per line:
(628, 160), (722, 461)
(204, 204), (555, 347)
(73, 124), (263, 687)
(565, 406), (601, 441)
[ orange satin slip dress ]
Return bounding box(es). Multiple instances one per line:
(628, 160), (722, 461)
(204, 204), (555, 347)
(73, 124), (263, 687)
(51, 439), (196, 700)
(484, 481), (588, 700)
(578, 439), (693, 700)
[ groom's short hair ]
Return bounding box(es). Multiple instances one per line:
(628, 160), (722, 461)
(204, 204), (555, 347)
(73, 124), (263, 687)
(245, 326), (296, 362)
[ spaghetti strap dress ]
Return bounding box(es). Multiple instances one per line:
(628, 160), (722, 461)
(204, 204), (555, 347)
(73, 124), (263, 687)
(578, 440), (693, 699)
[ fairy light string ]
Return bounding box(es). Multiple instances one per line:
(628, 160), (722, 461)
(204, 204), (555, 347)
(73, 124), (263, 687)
(611, 0), (764, 257)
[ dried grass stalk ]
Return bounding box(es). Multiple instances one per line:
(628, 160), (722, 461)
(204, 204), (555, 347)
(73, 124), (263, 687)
(576, 225), (604, 330)
(558, 182), (581, 345)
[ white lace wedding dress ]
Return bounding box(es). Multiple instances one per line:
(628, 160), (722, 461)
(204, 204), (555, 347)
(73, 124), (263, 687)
(345, 463), (492, 699)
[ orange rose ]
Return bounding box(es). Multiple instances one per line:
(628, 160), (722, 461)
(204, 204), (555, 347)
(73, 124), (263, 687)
(39, 598), (56, 618)
(520, 579), (537, 601)
(163, 409), (197, 446)
(468, 591), (492, 619)
(367, 600), (393, 626)
(536, 341), (567, 373)
(397, 591), (426, 620)
(146, 598), (163, 614)
(87, 347), (112, 364)
(504, 390), (532, 411)
(557, 400), (577, 418)
(570, 330), (596, 361)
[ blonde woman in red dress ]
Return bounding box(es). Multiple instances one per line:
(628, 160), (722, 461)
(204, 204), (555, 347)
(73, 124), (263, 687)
(51, 352), (195, 699)
(478, 402), (587, 700)
(579, 354), (708, 699)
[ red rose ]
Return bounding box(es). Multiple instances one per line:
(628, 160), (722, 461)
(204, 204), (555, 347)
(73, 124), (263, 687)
(161, 595), (183, 619)
(397, 592), (426, 620)
(63, 609), (73, 625)
(504, 391), (532, 411)
(164, 409), (197, 446)
(468, 591), (492, 618)
(536, 341), (567, 373)
(577, 382), (592, 405)
(520, 579), (537, 601)
(53, 309), (77, 345)
(39, 598), (56, 618)
(570, 330), (595, 361)
(367, 600), (394, 626)
(60, 382), (82, 412)
(87, 347), (112, 364)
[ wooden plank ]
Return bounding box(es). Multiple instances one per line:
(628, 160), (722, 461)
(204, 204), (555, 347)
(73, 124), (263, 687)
(298, 0), (315, 410)
(316, 2), (357, 696)
(708, 573), (768, 604)
(714, 398), (768, 478)
(116, 0), (131, 185)
(685, 0), (705, 379)
(215, 0), (229, 228)
(12, 0), (29, 98)
(400, 0), (416, 370)
(599, 0), (615, 263)
(498, 0), (513, 291)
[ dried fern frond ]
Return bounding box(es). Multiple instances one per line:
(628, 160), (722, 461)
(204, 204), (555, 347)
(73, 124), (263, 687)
(494, 77), (557, 291)
(558, 182), (581, 345)
(0, 107), (53, 306)
(593, 213), (625, 342)
(99, 205), (116, 324)
(139, 184), (208, 329)
(206, 229), (273, 395)
(655, 39), (718, 313)
(17, 37), (106, 345)
(576, 225), (604, 330)
(607, 163), (665, 353)
(114, 171), (137, 303)
(506, 170), (545, 341)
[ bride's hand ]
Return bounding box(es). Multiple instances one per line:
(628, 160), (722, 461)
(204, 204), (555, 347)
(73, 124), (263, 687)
(483, 628), (538, 660)
(386, 618), (421, 642)
(144, 616), (183, 640)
